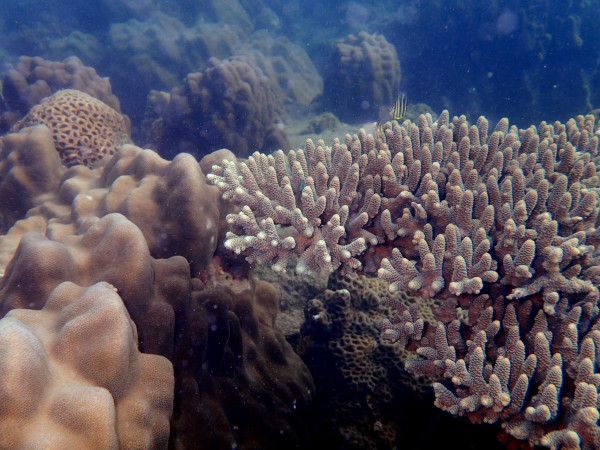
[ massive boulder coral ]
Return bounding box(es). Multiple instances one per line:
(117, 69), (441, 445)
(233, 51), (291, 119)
(10, 89), (132, 167)
(210, 110), (600, 448)
(173, 278), (315, 449)
(0, 56), (121, 132)
(0, 207), (314, 448)
(322, 32), (401, 122)
(0, 126), (222, 274)
(109, 11), (246, 123)
(0, 280), (174, 448)
(145, 56), (289, 158)
(0, 121), (315, 446)
(0, 214), (191, 357)
(0, 125), (64, 233)
(232, 31), (323, 112)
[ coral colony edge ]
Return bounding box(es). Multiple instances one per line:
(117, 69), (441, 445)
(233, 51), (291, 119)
(2, 86), (600, 449)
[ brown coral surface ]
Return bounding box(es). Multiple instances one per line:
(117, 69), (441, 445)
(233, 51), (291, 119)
(0, 123), (314, 448)
(322, 32), (401, 122)
(0, 280), (174, 448)
(0, 56), (121, 133)
(11, 89), (131, 167)
(144, 57), (289, 159)
(0, 127), (221, 274)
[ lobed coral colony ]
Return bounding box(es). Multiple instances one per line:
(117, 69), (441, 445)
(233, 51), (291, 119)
(1, 57), (600, 449)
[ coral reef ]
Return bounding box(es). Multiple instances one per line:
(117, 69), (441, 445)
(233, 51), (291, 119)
(145, 57), (289, 158)
(0, 280), (174, 448)
(211, 109), (600, 447)
(322, 32), (400, 122)
(10, 89), (131, 167)
(0, 56), (121, 133)
(172, 278), (314, 449)
(210, 111), (600, 299)
(300, 272), (502, 449)
(108, 11), (246, 122)
(232, 31), (323, 112)
(47, 31), (105, 67)
(300, 112), (341, 135)
(0, 125), (222, 274)
(0, 122), (314, 447)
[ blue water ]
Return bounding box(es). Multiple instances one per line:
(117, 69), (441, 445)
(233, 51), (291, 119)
(1, 0), (598, 137)
(0, 1), (598, 449)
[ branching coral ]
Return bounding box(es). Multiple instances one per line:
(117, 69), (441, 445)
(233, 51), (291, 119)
(207, 138), (381, 273)
(210, 110), (600, 448)
(209, 111), (600, 301)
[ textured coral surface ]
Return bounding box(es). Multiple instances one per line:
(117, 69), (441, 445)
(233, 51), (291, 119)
(211, 109), (600, 448)
(0, 280), (174, 448)
(300, 272), (502, 449)
(145, 57), (289, 159)
(0, 56), (121, 133)
(0, 119), (314, 448)
(322, 32), (401, 122)
(11, 89), (131, 167)
(0, 128), (221, 275)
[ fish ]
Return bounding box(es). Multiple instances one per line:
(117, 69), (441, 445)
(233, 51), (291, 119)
(376, 120), (385, 138)
(389, 93), (407, 120)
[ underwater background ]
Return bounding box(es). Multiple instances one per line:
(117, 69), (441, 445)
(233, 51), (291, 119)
(0, 0), (600, 449)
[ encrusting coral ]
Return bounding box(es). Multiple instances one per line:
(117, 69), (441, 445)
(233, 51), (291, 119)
(300, 272), (503, 449)
(210, 110), (600, 448)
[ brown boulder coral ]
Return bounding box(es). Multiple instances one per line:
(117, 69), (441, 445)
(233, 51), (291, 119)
(0, 280), (174, 448)
(144, 57), (289, 159)
(172, 278), (315, 449)
(322, 32), (401, 122)
(11, 89), (131, 167)
(0, 127), (222, 274)
(0, 213), (191, 357)
(0, 213), (315, 448)
(0, 128), (315, 447)
(0, 125), (63, 233)
(0, 55), (122, 132)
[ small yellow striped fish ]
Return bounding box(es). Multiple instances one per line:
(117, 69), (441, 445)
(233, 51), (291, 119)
(389, 93), (407, 120)
(376, 120), (385, 138)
